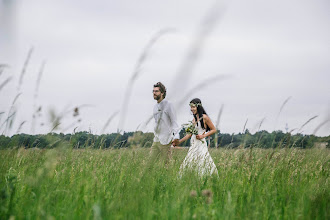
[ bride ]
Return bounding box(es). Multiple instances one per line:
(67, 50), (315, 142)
(172, 98), (218, 176)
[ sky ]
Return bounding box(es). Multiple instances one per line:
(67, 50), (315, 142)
(0, 0), (329, 137)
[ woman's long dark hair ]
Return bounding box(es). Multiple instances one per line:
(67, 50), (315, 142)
(190, 98), (210, 132)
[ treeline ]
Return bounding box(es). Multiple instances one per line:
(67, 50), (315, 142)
(0, 130), (329, 149)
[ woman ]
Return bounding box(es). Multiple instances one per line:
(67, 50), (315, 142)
(172, 98), (218, 176)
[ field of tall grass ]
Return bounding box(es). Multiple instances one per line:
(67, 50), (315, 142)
(0, 147), (329, 219)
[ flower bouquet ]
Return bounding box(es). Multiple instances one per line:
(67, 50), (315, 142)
(182, 121), (204, 143)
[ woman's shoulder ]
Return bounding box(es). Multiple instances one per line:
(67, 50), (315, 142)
(202, 114), (210, 121)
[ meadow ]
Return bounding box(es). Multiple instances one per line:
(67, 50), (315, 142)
(0, 147), (329, 219)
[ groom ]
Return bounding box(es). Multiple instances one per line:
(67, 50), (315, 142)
(150, 82), (180, 164)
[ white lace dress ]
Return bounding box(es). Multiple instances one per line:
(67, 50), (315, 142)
(179, 121), (218, 176)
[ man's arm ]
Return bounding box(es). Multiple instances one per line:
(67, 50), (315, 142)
(168, 103), (181, 140)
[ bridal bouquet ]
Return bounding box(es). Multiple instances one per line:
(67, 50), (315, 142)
(182, 121), (204, 143)
(182, 121), (198, 135)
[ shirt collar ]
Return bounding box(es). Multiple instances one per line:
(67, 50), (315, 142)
(157, 99), (166, 106)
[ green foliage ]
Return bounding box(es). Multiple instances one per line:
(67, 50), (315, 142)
(0, 131), (328, 149)
(0, 148), (329, 219)
(127, 131), (153, 148)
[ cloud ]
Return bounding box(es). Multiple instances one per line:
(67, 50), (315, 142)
(1, 0), (329, 136)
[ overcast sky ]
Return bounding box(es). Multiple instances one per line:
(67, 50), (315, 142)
(1, 0), (329, 137)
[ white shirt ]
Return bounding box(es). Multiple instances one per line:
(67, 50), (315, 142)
(153, 99), (180, 145)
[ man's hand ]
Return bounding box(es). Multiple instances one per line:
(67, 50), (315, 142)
(172, 139), (180, 146)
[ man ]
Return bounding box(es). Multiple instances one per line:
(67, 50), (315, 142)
(150, 82), (180, 164)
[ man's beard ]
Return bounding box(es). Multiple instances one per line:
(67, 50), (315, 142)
(154, 94), (161, 100)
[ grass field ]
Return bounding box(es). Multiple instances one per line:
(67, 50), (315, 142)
(0, 147), (329, 219)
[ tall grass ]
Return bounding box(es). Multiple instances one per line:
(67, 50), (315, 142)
(0, 147), (329, 219)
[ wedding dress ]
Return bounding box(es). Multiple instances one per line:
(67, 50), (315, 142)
(179, 121), (218, 176)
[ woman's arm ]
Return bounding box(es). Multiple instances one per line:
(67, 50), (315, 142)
(172, 134), (192, 146)
(196, 114), (217, 139)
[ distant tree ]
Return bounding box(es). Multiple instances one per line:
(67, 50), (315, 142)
(127, 131), (153, 148)
(218, 133), (232, 147)
(0, 135), (11, 149)
(0, 130), (328, 149)
(179, 128), (190, 146)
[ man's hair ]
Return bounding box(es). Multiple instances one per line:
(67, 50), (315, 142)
(153, 82), (166, 98)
